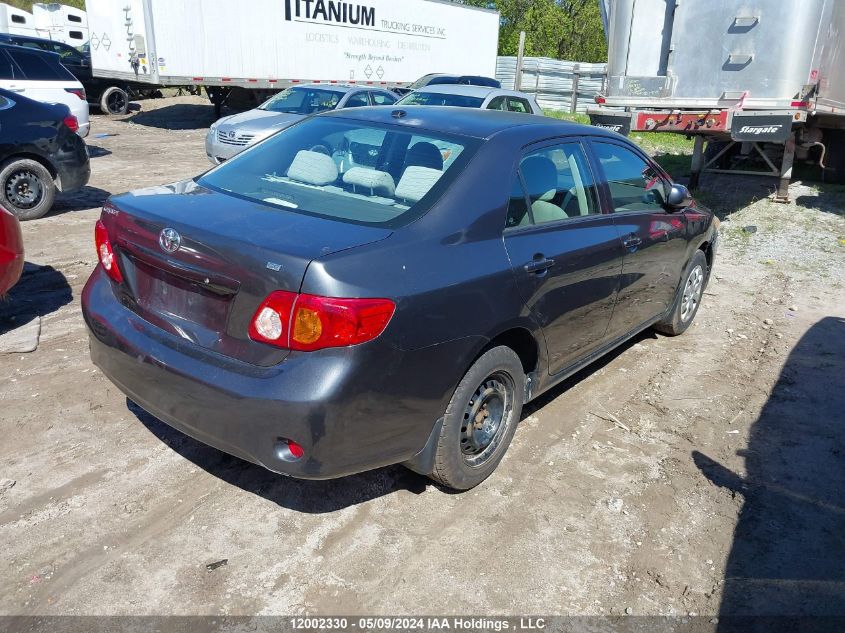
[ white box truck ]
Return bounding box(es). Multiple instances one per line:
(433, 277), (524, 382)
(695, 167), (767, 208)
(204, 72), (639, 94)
(0, 3), (37, 37)
(85, 0), (500, 113)
(32, 3), (89, 46)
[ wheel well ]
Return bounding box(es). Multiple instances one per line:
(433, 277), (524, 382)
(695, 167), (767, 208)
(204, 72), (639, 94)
(484, 328), (540, 375)
(699, 240), (713, 272)
(3, 153), (57, 180)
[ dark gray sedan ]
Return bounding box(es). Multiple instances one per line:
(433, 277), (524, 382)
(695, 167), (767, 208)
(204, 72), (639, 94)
(83, 107), (717, 490)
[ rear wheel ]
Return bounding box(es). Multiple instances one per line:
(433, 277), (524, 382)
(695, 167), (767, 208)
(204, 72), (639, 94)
(100, 86), (129, 115)
(428, 346), (525, 490)
(655, 250), (708, 336)
(0, 158), (55, 221)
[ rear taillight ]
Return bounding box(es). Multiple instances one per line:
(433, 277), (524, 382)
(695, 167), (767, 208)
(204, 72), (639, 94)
(95, 219), (123, 283)
(65, 87), (86, 100)
(249, 290), (395, 352)
(63, 114), (79, 133)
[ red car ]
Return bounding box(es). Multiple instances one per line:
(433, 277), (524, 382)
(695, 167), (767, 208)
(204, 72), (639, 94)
(0, 205), (23, 295)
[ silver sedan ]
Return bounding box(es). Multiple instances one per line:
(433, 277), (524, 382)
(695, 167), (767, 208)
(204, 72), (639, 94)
(395, 84), (544, 115)
(205, 84), (398, 164)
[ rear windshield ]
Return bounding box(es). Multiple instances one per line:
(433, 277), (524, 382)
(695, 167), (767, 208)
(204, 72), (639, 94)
(259, 87), (343, 115)
(198, 117), (478, 227)
(397, 91), (484, 108)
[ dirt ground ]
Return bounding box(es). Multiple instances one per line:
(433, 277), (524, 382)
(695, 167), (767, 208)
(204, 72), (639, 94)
(1, 96), (844, 618)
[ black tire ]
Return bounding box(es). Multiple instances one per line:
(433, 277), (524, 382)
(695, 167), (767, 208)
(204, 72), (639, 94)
(100, 86), (129, 115)
(655, 250), (708, 336)
(428, 346), (525, 490)
(0, 158), (56, 221)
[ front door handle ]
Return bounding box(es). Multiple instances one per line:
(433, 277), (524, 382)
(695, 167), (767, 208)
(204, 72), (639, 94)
(623, 234), (642, 249)
(524, 256), (555, 274)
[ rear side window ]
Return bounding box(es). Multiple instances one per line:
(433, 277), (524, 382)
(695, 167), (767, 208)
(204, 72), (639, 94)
(11, 15), (26, 24)
(8, 49), (75, 81)
(507, 142), (599, 228)
(487, 96), (507, 111)
(69, 31), (84, 40)
(370, 91), (396, 105)
(592, 142), (668, 212)
(344, 92), (369, 108)
(68, 14), (82, 22)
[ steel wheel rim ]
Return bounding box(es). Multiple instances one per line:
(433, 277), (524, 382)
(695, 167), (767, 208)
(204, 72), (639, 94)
(460, 371), (514, 468)
(5, 169), (43, 210)
(108, 91), (126, 114)
(681, 264), (704, 322)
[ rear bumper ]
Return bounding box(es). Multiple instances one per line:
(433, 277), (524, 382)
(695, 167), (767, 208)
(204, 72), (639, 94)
(82, 267), (470, 479)
(55, 138), (91, 193)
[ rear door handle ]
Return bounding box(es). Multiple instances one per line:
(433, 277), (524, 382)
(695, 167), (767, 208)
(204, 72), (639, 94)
(524, 256), (555, 274)
(623, 235), (642, 249)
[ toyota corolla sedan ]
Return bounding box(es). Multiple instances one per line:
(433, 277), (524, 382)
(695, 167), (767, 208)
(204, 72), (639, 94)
(83, 107), (717, 490)
(205, 84), (398, 164)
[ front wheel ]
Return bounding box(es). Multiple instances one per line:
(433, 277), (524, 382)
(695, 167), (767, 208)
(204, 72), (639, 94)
(0, 158), (56, 221)
(655, 250), (708, 336)
(428, 346), (525, 490)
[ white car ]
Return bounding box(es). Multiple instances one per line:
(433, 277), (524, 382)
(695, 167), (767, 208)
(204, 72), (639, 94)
(395, 84), (544, 115)
(0, 43), (90, 137)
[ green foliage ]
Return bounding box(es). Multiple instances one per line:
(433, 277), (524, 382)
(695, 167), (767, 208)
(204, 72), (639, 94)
(5, 0), (86, 10)
(458, 0), (608, 62)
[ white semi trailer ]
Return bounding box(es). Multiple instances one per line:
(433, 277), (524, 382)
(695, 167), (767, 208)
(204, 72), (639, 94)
(589, 0), (845, 199)
(84, 0), (500, 114)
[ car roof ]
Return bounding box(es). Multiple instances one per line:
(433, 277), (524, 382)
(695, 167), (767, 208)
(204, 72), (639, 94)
(292, 83), (389, 94)
(0, 42), (63, 62)
(322, 105), (622, 141)
(409, 84), (527, 99)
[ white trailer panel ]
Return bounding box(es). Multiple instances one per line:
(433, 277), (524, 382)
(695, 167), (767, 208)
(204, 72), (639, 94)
(85, 0), (500, 88)
(32, 3), (89, 46)
(0, 3), (37, 37)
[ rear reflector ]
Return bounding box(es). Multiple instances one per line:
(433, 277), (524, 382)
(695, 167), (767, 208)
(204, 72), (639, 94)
(63, 114), (79, 134)
(595, 96), (606, 104)
(249, 290), (395, 351)
(95, 218), (123, 283)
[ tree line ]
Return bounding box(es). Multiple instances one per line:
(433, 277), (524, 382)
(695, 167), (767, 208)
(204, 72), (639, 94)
(455, 0), (608, 63)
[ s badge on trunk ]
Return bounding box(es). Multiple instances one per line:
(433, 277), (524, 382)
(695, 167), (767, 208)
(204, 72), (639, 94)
(159, 228), (182, 253)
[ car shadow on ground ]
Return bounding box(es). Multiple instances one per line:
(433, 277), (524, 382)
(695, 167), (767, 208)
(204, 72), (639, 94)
(121, 104), (219, 131)
(0, 262), (72, 336)
(50, 185), (112, 216)
(693, 316), (845, 624)
(130, 400), (429, 514)
(128, 328), (661, 513)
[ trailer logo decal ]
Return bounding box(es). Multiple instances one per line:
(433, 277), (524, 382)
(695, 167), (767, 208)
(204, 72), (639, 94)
(285, 0), (376, 27)
(595, 123), (624, 132)
(739, 125), (783, 135)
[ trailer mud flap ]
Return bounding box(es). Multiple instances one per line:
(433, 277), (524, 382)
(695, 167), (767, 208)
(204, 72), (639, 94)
(589, 113), (631, 136)
(731, 115), (794, 142)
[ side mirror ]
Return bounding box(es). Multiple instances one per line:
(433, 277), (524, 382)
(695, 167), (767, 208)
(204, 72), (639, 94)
(666, 184), (693, 209)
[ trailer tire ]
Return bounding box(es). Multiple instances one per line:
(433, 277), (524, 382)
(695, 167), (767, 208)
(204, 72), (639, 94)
(100, 87), (129, 116)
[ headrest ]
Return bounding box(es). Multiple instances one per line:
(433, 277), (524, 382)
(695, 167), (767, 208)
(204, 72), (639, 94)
(342, 167), (396, 197)
(287, 150), (338, 186)
(395, 166), (442, 203)
(522, 155), (558, 202)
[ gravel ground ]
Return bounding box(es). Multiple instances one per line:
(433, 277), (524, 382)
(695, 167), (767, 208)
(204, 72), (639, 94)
(0, 96), (844, 618)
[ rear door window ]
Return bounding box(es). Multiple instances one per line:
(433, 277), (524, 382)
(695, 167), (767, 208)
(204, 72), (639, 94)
(487, 96), (507, 111)
(370, 91), (396, 105)
(344, 92), (369, 108)
(508, 97), (532, 114)
(507, 142), (600, 227)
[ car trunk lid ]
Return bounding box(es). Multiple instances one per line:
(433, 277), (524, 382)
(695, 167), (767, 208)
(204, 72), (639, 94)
(103, 180), (391, 366)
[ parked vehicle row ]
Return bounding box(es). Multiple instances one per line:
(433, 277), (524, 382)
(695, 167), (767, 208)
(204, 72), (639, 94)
(0, 87), (90, 220)
(83, 104), (718, 491)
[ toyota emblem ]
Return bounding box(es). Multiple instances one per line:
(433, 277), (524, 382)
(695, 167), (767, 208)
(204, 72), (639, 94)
(228, 130), (236, 139)
(159, 228), (182, 253)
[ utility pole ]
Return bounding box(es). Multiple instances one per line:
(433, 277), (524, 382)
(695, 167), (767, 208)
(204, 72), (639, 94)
(515, 30), (526, 91)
